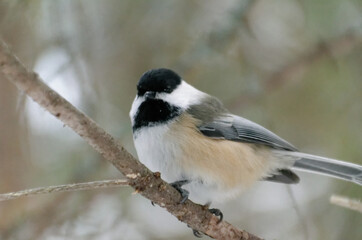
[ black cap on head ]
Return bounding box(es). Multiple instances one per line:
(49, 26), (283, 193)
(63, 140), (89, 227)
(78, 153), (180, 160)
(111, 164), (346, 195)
(137, 68), (181, 96)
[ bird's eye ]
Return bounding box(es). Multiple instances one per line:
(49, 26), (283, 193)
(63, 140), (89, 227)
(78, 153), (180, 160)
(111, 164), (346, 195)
(164, 88), (172, 93)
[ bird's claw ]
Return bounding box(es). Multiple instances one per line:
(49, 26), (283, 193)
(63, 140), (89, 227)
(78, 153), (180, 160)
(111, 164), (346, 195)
(209, 208), (223, 223)
(192, 229), (203, 238)
(187, 224), (203, 238)
(170, 180), (190, 204)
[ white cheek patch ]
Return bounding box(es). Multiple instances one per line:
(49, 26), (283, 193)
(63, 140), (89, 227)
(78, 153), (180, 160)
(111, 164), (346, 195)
(159, 80), (205, 110)
(129, 95), (145, 125)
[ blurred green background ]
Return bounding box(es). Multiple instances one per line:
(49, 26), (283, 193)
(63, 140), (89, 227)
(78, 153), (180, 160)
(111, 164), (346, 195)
(0, 0), (362, 239)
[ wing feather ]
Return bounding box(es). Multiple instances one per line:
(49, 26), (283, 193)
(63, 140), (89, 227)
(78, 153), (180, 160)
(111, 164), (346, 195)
(187, 96), (297, 151)
(199, 114), (298, 151)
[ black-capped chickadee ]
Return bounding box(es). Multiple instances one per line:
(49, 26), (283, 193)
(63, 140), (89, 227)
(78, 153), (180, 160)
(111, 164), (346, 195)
(130, 68), (362, 208)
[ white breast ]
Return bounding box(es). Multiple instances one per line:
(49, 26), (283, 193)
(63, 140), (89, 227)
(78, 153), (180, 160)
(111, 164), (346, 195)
(133, 124), (184, 183)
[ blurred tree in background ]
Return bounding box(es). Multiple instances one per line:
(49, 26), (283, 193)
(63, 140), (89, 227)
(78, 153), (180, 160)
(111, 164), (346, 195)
(0, 0), (361, 239)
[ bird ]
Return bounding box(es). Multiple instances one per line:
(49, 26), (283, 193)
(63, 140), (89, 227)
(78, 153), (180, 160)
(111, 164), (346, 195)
(129, 68), (362, 224)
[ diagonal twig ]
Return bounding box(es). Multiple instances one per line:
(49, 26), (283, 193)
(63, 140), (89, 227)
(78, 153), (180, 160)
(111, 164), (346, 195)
(226, 30), (362, 110)
(266, 31), (362, 90)
(0, 39), (262, 240)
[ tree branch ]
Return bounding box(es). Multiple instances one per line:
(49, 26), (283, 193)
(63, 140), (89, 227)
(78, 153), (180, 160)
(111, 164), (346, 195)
(0, 39), (262, 240)
(0, 179), (129, 201)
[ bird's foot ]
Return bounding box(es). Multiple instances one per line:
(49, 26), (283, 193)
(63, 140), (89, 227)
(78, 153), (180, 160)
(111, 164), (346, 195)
(209, 208), (223, 223)
(187, 225), (203, 238)
(170, 180), (190, 204)
(192, 229), (203, 238)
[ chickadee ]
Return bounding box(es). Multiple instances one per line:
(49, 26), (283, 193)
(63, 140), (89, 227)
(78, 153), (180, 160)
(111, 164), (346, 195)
(130, 68), (362, 208)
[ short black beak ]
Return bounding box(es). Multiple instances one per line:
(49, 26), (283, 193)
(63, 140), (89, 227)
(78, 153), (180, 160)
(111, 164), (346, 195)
(144, 91), (156, 99)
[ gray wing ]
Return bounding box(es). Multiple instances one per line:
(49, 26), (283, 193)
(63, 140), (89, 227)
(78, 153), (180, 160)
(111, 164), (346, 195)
(198, 114), (298, 151)
(187, 96), (298, 151)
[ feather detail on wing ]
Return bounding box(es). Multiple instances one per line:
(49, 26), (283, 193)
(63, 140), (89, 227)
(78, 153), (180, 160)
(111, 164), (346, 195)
(198, 114), (298, 151)
(186, 96), (297, 151)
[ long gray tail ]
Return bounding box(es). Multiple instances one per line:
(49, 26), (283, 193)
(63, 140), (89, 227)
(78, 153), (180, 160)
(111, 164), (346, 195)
(280, 151), (362, 186)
